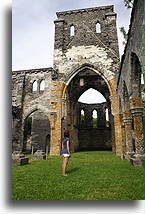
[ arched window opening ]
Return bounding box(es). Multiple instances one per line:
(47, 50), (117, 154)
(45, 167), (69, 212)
(123, 81), (130, 112)
(141, 73), (144, 85)
(40, 80), (45, 91)
(92, 110), (98, 128)
(70, 25), (75, 36)
(81, 109), (84, 122)
(106, 108), (109, 127)
(141, 73), (144, 99)
(78, 88), (106, 104)
(27, 116), (32, 136)
(131, 53), (142, 97)
(32, 81), (37, 92)
(80, 109), (85, 128)
(96, 23), (101, 33)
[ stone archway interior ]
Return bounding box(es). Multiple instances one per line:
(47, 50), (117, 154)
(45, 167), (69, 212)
(64, 68), (112, 151)
(23, 110), (51, 152)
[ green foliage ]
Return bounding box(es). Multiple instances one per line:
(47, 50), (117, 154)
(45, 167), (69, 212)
(120, 27), (128, 45)
(12, 151), (144, 200)
(120, 0), (134, 44)
(106, 120), (110, 127)
(81, 114), (84, 121)
(142, 6), (145, 136)
(123, 0), (134, 8)
(93, 118), (97, 128)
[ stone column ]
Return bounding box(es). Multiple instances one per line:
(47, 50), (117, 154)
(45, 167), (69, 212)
(110, 90), (124, 156)
(123, 116), (134, 159)
(131, 108), (144, 154)
(113, 113), (124, 156)
(121, 122), (126, 154)
(49, 81), (65, 156)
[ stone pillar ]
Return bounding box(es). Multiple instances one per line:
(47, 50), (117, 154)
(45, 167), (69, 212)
(123, 116), (134, 159)
(131, 108), (144, 154)
(110, 91), (124, 156)
(85, 109), (92, 128)
(123, 118), (133, 152)
(113, 113), (124, 156)
(49, 81), (65, 156)
(110, 114), (115, 153)
(121, 122), (126, 154)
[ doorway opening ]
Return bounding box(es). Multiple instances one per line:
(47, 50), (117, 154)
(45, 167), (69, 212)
(63, 67), (112, 152)
(23, 110), (51, 152)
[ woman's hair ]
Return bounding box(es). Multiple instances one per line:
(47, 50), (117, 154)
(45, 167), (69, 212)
(64, 130), (69, 138)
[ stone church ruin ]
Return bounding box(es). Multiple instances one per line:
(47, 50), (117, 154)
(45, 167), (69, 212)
(12, 0), (144, 165)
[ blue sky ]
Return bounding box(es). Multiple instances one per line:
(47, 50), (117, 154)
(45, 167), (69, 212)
(12, 0), (132, 71)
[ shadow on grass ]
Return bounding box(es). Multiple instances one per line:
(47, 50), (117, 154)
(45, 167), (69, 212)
(67, 167), (80, 174)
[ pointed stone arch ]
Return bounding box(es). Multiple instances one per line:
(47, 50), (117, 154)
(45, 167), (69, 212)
(63, 64), (115, 100)
(22, 105), (51, 152)
(130, 52), (142, 98)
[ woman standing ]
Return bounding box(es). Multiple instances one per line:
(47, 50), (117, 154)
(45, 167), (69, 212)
(61, 130), (71, 176)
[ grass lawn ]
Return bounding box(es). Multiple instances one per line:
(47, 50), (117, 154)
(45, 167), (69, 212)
(12, 151), (144, 200)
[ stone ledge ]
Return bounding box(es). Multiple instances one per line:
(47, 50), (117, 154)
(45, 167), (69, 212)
(56, 5), (114, 16)
(130, 157), (144, 166)
(32, 150), (46, 160)
(12, 151), (29, 166)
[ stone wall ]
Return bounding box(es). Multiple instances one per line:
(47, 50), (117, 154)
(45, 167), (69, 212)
(78, 102), (110, 128)
(77, 102), (111, 151)
(53, 5), (120, 83)
(12, 68), (53, 151)
(117, 0), (143, 99)
(117, 0), (144, 159)
(78, 128), (111, 151)
(50, 5), (122, 156)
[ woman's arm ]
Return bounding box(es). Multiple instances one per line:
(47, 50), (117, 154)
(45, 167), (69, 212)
(67, 140), (70, 154)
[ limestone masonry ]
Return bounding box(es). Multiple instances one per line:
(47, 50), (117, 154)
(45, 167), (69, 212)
(12, 0), (144, 165)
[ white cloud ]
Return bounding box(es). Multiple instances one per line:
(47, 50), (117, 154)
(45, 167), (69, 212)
(12, 0), (132, 70)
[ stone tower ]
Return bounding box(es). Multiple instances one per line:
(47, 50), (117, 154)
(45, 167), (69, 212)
(53, 5), (119, 78)
(49, 5), (122, 155)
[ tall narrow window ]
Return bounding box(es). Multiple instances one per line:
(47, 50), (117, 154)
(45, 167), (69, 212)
(32, 81), (37, 92)
(81, 109), (84, 122)
(141, 73), (144, 99)
(96, 23), (101, 33)
(141, 73), (144, 85)
(106, 108), (109, 127)
(40, 80), (45, 91)
(70, 25), (75, 36)
(80, 109), (85, 127)
(92, 110), (98, 128)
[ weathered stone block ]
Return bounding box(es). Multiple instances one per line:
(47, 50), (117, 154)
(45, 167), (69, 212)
(32, 150), (46, 160)
(130, 154), (144, 166)
(12, 151), (29, 166)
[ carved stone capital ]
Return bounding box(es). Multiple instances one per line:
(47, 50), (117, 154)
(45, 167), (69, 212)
(123, 118), (132, 124)
(130, 107), (143, 116)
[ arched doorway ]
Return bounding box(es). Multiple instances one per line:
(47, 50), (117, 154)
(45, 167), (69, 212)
(23, 110), (51, 152)
(23, 115), (33, 152)
(62, 67), (113, 152)
(131, 52), (143, 98)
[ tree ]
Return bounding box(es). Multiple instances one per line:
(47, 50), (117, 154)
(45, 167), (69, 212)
(120, 0), (134, 45)
(120, 27), (128, 45)
(123, 0), (134, 8)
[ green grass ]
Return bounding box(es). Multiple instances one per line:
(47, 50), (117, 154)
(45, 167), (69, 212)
(12, 151), (144, 200)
